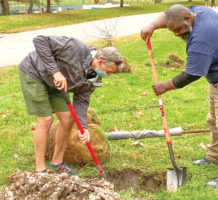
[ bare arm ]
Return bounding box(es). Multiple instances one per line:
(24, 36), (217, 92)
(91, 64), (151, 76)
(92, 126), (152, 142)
(141, 12), (167, 42)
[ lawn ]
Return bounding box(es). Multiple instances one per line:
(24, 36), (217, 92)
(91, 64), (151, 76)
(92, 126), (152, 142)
(0, 30), (217, 199)
(0, 1), (204, 33)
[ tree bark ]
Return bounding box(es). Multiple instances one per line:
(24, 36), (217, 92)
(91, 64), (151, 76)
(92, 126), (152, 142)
(28, 0), (33, 14)
(47, 0), (51, 13)
(0, 0), (10, 15)
(154, 0), (162, 3)
(120, 0), (123, 7)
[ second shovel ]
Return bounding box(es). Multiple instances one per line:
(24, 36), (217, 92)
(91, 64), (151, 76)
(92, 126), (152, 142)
(146, 40), (187, 191)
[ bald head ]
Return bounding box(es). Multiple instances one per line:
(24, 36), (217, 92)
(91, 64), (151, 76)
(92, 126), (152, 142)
(166, 4), (195, 29)
(165, 4), (195, 41)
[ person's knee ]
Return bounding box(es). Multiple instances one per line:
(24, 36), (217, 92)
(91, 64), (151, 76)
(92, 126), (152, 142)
(37, 116), (53, 128)
(59, 112), (74, 129)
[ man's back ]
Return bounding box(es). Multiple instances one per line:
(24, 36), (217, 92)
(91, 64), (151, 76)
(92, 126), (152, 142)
(19, 36), (95, 90)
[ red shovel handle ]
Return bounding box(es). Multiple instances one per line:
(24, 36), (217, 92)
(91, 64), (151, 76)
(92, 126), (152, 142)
(146, 40), (172, 145)
(146, 42), (182, 186)
(62, 91), (104, 174)
(146, 40), (152, 50)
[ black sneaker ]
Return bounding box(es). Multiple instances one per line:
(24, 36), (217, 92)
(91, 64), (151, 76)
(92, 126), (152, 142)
(206, 178), (218, 189)
(192, 157), (211, 165)
(49, 162), (79, 175)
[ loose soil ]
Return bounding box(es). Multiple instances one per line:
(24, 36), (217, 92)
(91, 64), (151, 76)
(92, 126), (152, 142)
(0, 169), (166, 199)
(106, 169), (166, 193)
(0, 170), (121, 200)
(160, 55), (185, 69)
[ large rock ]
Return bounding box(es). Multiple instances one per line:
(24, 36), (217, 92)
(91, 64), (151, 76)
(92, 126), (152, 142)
(46, 108), (109, 165)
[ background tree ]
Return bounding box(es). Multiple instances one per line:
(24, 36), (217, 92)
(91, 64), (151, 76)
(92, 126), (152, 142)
(120, 0), (123, 7)
(28, 0), (33, 13)
(0, 0), (9, 15)
(47, 0), (50, 12)
(54, 0), (61, 5)
(28, 0), (41, 14)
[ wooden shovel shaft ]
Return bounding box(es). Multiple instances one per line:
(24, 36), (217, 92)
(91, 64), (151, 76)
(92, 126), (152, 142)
(146, 40), (184, 190)
(182, 129), (210, 134)
(146, 40), (172, 145)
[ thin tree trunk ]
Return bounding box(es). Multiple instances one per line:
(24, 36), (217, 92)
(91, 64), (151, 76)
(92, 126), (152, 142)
(0, 0), (10, 15)
(28, 0), (33, 14)
(154, 0), (162, 3)
(47, 0), (50, 13)
(120, 0), (123, 7)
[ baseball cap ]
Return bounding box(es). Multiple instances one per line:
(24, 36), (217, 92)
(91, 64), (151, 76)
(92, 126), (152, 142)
(98, 47), (124, 72)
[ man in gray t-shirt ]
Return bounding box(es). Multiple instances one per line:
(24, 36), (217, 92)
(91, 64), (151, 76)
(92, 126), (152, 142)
(19, 35), (123, 174)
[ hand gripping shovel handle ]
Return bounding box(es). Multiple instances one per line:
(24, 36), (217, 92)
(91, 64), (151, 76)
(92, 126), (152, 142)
(61, 90), (104, 175)
(146, 40), (181, 172)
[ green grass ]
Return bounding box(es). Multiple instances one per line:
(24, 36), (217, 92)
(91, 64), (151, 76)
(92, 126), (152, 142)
(0, 1), (204, 33)
(0, 30), (217, 199)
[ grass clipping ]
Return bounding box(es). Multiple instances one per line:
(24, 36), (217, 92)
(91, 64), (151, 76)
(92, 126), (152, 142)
(0, 171), (121, 200)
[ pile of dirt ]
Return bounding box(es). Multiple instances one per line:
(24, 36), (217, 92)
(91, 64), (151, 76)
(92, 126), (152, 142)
(0, 171), (121, 200)
(160, 55), (185, 69)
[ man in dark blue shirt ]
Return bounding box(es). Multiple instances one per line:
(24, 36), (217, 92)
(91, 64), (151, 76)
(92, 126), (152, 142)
(141, 4), (218, 188)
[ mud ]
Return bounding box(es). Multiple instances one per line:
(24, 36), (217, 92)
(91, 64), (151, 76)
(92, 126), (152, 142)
(160, 55), (185, 69)
(106, 169), (166, 193)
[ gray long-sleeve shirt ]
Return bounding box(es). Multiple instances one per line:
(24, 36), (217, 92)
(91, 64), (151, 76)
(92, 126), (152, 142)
(19, 35), (102, 128)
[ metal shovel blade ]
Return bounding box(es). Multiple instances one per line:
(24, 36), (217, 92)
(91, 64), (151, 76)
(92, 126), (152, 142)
(167, 167), (187, 191)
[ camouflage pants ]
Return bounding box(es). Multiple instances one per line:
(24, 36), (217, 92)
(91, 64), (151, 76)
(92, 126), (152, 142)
(206, 84), (218, 163)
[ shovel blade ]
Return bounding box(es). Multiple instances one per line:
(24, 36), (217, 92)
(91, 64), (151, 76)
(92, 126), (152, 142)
(167, 167), (187, 191)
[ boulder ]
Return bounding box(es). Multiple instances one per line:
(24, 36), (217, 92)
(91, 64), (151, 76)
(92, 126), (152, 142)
(46, 108), (109, 165)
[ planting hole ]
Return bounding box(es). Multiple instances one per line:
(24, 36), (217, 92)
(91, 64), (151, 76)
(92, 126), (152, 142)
(106, 169), (166, 192)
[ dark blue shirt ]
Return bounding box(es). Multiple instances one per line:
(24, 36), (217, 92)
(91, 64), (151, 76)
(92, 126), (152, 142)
(186, 6), (218, 84)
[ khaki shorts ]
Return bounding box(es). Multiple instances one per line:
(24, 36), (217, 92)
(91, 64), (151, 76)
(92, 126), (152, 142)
(19, 69), (69, 117)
